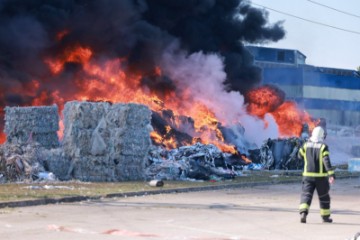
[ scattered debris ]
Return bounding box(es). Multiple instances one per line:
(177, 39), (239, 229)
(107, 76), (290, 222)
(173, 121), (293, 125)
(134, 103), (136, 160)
(23, 185), (75, 190)
(148, 179), (164, 187)
(145, 143), (237, 181)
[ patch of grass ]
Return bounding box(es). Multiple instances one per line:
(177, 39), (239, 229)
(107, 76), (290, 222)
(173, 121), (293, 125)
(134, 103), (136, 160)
(0, 170), (358, 203)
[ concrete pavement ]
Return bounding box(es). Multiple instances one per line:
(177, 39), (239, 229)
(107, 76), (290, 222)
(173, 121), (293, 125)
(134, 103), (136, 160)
(0, 177), (359, 240)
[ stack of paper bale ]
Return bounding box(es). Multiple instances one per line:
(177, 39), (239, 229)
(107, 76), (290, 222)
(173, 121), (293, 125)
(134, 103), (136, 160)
(62, 101), (152, 181)
(4, 105), (59, 149)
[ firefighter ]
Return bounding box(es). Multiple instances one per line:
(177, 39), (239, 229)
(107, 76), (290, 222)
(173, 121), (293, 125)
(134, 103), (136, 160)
(298, 126), (335, 223)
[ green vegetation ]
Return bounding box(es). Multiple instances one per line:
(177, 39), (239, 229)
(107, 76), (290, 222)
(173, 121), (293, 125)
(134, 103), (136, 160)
(0, 170), (358, 203)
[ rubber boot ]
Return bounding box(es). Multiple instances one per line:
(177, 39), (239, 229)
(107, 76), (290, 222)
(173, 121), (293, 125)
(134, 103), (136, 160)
(300, 212), (307, 223)
(322, 216), (333, 223)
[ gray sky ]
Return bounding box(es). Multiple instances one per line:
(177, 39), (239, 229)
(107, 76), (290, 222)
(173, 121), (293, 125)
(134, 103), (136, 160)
(250, 0), (360, 70)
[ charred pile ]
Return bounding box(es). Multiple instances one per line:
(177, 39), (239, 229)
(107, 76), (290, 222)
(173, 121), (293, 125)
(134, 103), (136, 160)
(146, 143), (236, 181)
(151, 109), (195, 148)
(250, 138), (304, 170)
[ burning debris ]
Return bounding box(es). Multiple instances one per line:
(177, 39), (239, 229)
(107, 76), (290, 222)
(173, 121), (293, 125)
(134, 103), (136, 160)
(0, 1), (320, 182)
(0, 0), (288, 145)
(0, 102), (308, 183)
(146, 143), (236, 181)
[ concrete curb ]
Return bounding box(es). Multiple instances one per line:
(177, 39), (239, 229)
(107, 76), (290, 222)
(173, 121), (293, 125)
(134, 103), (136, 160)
(0, 175), (358, 209)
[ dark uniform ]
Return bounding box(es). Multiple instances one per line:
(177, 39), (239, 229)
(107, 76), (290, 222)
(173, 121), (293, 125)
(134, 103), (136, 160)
(298, 140), (335, 222)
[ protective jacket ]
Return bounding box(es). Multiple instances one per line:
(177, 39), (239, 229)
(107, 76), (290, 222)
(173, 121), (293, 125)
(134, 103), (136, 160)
(298, 140), (335, 218)
(298, 141), (335, 177)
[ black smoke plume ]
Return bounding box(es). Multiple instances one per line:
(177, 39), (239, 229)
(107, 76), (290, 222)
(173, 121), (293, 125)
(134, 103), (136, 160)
(0, 0), (285, 139)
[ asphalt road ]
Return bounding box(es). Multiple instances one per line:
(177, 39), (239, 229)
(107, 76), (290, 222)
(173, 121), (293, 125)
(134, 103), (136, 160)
(0, 177), (359, 240)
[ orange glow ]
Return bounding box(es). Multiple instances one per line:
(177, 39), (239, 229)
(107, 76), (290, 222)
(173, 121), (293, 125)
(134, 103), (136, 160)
(58, 119), (64, 141)
(154, 66), (162, 76)
(0, 38), (317, 155)
(270, 101), (316, 137)
(56, 30), (69, 41)
(67, 46), (92, 63)
(31, 91), (50, 106)
(45, 45), (239, 153)
(46, 46), (93, 75)
(150, 131), (163, 144)
(216, 143), (238, 155)
(241, 155), (252, 164)
(150, 131), (178, 149)
(246, 85), (284, 118)
(246, 85), (317, 137)
(0, 132), (5, 144)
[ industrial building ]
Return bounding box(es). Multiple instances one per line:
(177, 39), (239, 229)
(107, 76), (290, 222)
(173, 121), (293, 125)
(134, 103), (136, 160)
(247, 46), (360, 127)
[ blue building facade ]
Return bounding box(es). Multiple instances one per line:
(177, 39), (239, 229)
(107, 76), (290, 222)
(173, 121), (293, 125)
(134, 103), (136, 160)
(247, 46), (360, 126)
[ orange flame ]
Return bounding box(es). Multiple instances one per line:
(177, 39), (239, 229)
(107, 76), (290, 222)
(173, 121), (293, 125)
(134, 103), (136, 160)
(56, 29), (69, 41)
(246, 85), (317, 137)
(246, 85), (284, 118)
(1, 40), (315, 154)
(270, 101), (316, 137)
(241, 154), (252, 164)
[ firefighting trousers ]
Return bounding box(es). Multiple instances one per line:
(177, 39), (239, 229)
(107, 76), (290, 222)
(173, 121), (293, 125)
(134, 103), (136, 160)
(299, 177), (331, 216)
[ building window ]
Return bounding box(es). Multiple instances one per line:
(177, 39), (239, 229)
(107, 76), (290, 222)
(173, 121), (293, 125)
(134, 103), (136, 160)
(277, 51), (285, 62)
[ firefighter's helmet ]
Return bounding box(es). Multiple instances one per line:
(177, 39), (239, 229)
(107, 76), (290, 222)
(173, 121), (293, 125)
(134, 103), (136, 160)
(310, 126), (326, 142)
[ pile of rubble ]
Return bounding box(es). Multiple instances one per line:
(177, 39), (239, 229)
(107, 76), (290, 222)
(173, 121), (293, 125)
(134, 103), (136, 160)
(146, 143), (238, 181)
(145, 137), (304, 181)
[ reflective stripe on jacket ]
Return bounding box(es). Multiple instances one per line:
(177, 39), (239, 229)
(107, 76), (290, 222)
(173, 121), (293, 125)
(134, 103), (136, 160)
(298, 141), (335, 177)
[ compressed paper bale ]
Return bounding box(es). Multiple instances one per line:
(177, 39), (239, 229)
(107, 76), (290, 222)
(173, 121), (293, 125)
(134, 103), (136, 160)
(89, 118), (108, 156)
(4, 105), (59, 133)
(62, 101), (152, 181)
(126, 104), (152, 128)
(4, 105), (59, 148)
(115, 160), (145, 181)
(106, 104), (129, 128)
(62, 101), (110, 157)
(63, 129), (93, 158)
(118, 137), (152, 156)
(40, 148), (71, 180)
(116, 154), (146, 171)
(71, 156), (115, 182)
(31, 132), (60, 149)
(112, 157), (149, 181)
(63, 101), (110, 130)
(90, 131), (107, 156)
(107, 103), (152, 129)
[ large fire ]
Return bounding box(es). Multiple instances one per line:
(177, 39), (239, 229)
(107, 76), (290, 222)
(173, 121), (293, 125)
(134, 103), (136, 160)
(246, 85), (317, 136)
(0, 44), (316, 152)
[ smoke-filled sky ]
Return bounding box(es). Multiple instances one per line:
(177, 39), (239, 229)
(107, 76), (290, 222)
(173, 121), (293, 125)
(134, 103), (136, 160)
(0, 0), (289, 146)
(0, 0), (285, 106)
(251, 0), (360, 70)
